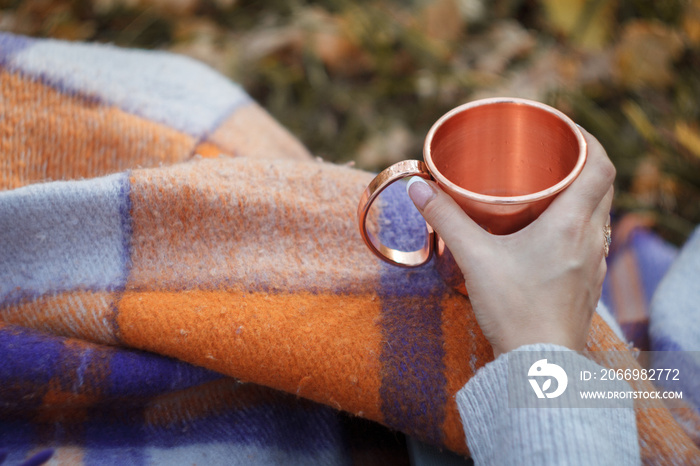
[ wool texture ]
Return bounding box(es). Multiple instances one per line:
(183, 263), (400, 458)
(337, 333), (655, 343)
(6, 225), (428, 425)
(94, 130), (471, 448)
(1, 32), (699, 465)
(458, 343), (641, 465)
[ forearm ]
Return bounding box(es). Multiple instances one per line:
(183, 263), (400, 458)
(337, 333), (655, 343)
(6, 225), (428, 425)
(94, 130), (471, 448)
(456, 343), (641, 466)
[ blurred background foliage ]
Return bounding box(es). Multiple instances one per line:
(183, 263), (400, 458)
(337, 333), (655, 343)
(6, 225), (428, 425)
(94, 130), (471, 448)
(1, 0), (700, 244)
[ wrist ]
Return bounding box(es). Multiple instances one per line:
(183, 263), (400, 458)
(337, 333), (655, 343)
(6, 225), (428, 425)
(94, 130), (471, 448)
(491, 334), (585, 358)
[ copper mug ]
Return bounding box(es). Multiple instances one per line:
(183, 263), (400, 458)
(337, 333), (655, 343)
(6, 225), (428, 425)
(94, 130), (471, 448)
(357, 97), (587, 295)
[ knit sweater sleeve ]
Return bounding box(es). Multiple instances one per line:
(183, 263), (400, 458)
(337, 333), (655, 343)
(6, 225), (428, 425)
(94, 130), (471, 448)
(456, 343), (641, 465)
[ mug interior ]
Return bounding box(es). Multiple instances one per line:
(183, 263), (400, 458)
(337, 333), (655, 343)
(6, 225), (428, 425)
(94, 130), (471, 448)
(427, 101), (582, 199)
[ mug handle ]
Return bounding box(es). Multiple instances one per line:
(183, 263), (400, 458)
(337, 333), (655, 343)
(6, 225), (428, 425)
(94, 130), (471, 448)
(357, 160), (435, 267)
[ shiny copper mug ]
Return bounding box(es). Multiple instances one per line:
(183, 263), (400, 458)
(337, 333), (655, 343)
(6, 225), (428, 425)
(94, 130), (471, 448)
(357, 97), (588, 295)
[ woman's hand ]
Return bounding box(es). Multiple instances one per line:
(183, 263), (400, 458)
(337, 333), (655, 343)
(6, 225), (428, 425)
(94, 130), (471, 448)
(407, 129), (615, 357)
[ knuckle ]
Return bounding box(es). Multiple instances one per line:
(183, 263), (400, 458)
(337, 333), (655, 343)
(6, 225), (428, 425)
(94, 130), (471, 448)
(557, 212), (587, 238)
(422, 198), (457, 230)
(600, 158), (617, 185)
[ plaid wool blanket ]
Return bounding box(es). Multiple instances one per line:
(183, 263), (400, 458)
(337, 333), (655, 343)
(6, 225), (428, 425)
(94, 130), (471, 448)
(1, 32), (699, 465)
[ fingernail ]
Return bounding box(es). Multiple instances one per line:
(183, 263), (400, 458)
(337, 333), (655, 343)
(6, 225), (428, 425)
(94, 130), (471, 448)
(406, 177), (437, 210)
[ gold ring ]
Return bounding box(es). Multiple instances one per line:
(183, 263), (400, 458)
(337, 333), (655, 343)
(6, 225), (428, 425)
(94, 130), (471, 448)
(603, 224), (612, 257)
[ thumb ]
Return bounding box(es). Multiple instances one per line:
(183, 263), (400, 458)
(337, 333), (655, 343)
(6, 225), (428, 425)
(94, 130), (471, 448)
(405, 177), (487, 267)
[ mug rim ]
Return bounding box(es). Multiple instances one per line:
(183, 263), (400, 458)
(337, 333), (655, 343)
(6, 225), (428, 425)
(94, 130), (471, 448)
(423, 97), (588, 205)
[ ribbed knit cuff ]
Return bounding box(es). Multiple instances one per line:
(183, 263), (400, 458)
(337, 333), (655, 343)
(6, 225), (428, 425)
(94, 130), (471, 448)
(456, 343), (641, 465)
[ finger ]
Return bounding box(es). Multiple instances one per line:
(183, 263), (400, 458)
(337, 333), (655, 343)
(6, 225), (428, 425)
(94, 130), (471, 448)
(591, 185), (614, 226)
(597, 256), (608, 293)
(544, 128), (616, 220)
(589, 183), (614, 264)
(406, 177), (487, 264)
(580, 185), (613, 264)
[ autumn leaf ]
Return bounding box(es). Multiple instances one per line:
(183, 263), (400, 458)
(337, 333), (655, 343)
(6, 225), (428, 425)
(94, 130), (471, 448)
(613, 20), (684, 90)
(539, 0), (617, 50)
(420, 0), (464, 43)
(304, 7), (373, 77)
(683, 0), (700, 46)
(622, 100), (657, 143)
(675, 122), (700, 160)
